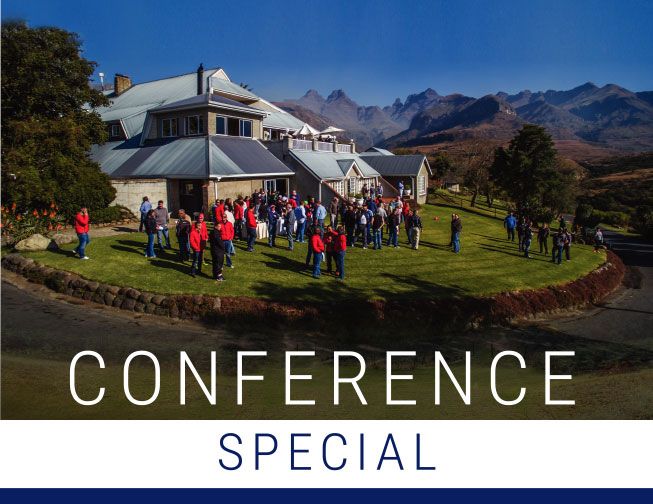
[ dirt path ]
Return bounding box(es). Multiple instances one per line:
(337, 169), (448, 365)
(56, 222), (141, 240)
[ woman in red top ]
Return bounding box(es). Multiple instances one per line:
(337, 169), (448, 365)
(334, 225), (347, 280)
(221, 214), (235, 268)
(245, 206), (258, 251)
(197, 213), (209, 266)
(323, 225), (339, 274)
(189, 221), (203, 277)
(310, 226), (325, 278)
(73, 207), (91, 260)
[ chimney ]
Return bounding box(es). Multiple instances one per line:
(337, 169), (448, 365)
(197, 63), (204, 95)
(114, 74), (132, 95)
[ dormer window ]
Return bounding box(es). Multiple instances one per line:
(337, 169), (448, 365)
(110, 124), (121, 138)
(185, 115), (204, 136)
(216, 115), (253, 138)
(161, 118), (178, 138)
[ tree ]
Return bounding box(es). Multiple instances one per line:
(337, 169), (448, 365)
(490, 125), (577, 222)
(1, 21), (115, 219)
(428, 152), (454, 180)
(458, 140), (495, 207)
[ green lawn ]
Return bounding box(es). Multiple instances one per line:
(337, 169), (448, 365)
(23, 203), (606, 301)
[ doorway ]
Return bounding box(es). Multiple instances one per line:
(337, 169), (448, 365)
(179, 180), (204, 216)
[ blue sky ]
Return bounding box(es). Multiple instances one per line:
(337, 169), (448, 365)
(3, 0), (652, 106)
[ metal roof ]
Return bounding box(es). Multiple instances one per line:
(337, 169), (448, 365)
(111, 137), (208, 179)
(363, 147), (395, 156)
(290, 150), (380, 180)
(90, 138), (142, 176)
(93, 68), (221, 138)
(210, 77), (259, 101)
(359, 154), (431, 177)
(148, 93), (267, 116)
(210, 136), (293, 178)
(94, 135), (292, 180)
(262, 109), (305, 131)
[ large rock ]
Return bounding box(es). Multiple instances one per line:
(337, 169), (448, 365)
(51, 233), (76, 246)
(14, 234), (52, 252)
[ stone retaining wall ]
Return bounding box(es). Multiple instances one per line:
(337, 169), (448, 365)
(1, 252), (626, 331)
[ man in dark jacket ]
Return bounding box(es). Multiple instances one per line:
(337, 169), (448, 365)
(209, 223), (226, 281)
(409, 209), (423, 250)
(284, 203), (296, 251)
(552, 230), (564, 265)
(267, 204), (278, 248)
(538, 223), (550, 255)
(451, 213), (462, 253)
(344, 205), (356, 246)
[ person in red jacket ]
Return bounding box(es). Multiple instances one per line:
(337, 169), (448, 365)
(221, 214), (235, 268)
(310, 226), (325, 279)
(245, 205), (257, 251)
(334, 225), (347, 280)
(233, 199), (245, 240)
(214, 199), (225, 224)
(73, 206), (91, 260)
(323, 225), (339, 274)
(197, 213), (209, 266)
(189, 221), (203, 277)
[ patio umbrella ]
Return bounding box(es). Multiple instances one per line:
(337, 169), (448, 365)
(319, 126), (345, 135)
(295, 123), (320, 137)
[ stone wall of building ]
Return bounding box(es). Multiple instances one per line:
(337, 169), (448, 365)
(111, 179), (168, 216)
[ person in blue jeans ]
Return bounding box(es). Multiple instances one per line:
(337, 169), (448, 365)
(294, 204), (306, 242)
(451, 213), (462, 253)
(504, 212), (517, 241)
(310, 227), (325, 279)
(552, 230), (564, 264)
(144, 209), (157, 258)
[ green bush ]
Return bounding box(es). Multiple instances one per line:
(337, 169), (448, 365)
(89, 205), (134, 224)
(633, 206), (653, 240)
(592, 210), (630, 228)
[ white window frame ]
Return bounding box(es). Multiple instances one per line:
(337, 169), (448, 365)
(348, 177), (358, 195)
(265, 179), (277, 193)
(331, 180), (344, 196)
(185, 115), (204, 136)
(418, 175), (426, 195)
(161, 118), (178, 138)
(239, 119), (253, 138)
(110, 124), (121, 137)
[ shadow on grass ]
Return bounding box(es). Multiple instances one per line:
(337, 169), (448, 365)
(479, 243), (552, 263)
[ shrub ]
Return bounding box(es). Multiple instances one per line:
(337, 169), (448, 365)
(592, 210), (630, 228)
(89, 205), (135, 224)
(633, 206), (653, 240)
(0, 202), (66, 243)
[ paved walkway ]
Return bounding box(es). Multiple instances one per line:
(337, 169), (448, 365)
(542, 230), (653, 350)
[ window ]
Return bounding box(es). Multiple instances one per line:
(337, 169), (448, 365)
(240, 119), (252, 137)
(265, 179), (277, 193)
(348, 177), (358, 195)
(161, 118), (178, 137)
(185, 115), (204, 135)
(227, 117), (240, 136)
(418, 175), (426, 195)
(216, 116), (227, 135)
(331, 180), (344, 196)
(217, 115), (254, 137)
(110, 124), (121, 138)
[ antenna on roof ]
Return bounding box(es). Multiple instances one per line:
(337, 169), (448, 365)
(98, 72), (105, 91)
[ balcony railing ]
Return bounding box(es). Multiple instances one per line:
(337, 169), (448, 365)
(291, 139), (313, 150)
(336, 143), (352, 153)
(316, 141), (333, 152)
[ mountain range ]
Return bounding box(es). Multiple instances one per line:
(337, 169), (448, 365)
(275, 82), (653, 159)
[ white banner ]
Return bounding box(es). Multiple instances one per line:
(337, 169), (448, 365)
(0, 420), (651, 488)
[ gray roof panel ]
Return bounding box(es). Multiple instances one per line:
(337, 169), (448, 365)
(359, 154), (431, 177)
(210, 136), (293, 177)
(210, 77), (259, 100)
(290, 150), (380, 180)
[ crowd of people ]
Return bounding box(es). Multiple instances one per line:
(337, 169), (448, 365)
(71, 189), (606, 284)
(131, 189), (430, 283)
(503, 212), (605, 263)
